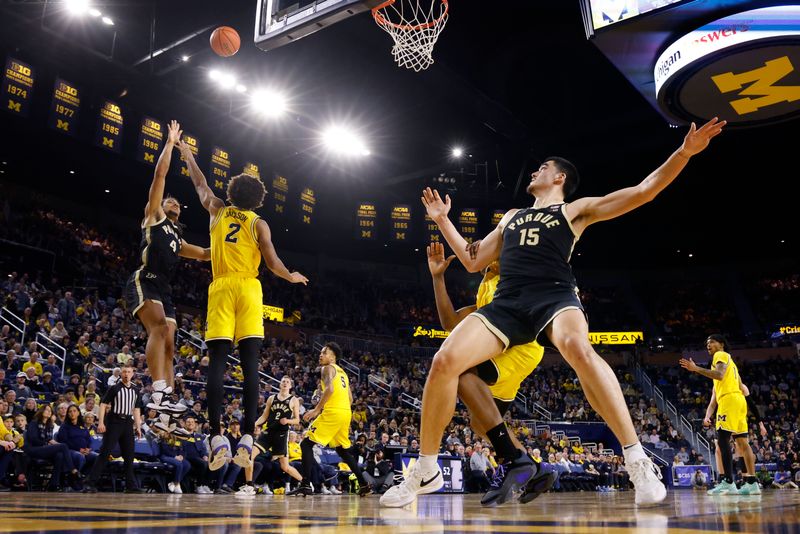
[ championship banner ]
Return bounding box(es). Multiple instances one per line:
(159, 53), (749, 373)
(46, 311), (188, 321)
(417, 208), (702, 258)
(425, 214), (443, 244)
(492, 209), (505, 227)
(458, 208), (479, 244)
(3, 57), (34, 117)
(356, 202), (377, 240)
(210, 146), (231, 194)
(136, 117), (164, 166)
(49, 78), (80, 136)
(299, 187), (316, 225)
(588, 332), (644, 345)
(390, 204), (411, 241)
(243, 161), (261, 178)
(179, 133), (199, 178)
(94, 100), (123, 153)
(272, 175), (288, 216)
(262, 305), (284, 322)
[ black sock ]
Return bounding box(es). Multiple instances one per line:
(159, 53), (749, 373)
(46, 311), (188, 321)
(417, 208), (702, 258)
(336, 446), (366, 485)
(300, 438), (315, 484)
(237, 337), (262, 435)
(486, 422), (521, 463)
(717, 430), (734, 484)
(206, 339), (232, 436)
(744, 475), (756, 484)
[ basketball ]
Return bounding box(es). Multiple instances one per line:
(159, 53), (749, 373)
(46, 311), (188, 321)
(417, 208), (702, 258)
(210, 26), (240, 57)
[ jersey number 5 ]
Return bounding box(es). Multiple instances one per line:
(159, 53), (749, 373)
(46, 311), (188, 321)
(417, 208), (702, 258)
(340, 375), (347, 389)
(518, 228), (540, 246)
(225, 223), (241, 243)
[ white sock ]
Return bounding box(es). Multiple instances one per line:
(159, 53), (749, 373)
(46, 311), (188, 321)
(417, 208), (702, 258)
(153, 380), (167, 391)
(623, 442), (647, 465)
(418, 454), (438, 472)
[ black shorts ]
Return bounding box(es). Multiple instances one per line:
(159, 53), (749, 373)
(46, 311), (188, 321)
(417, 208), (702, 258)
(473, 361), (512, 416)
(473, 282), (586, 349)
(125, 269), (176, 322)
(255, 428), (289, 457)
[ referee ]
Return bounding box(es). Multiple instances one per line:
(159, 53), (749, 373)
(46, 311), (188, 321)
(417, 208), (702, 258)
(83, 366), (145, 493)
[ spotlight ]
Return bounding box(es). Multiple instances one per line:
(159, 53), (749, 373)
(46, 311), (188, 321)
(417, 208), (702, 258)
(235, 84), (247, 94)
(250, 90), (287, 117)
(452, 147), (463, 158)
(104, 189), (110, 193)
(65, 0), (90, 15)
(101, 16), (114, 25)
(209, 69), (221, 81)
(322, 126), (369, 156)
(88, 8), (101, 17)
(181, 55), (190, 62)
(218, 72), (236, 89)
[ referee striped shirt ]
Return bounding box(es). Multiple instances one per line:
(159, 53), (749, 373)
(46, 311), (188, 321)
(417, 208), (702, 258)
(101, 381), (143, 417)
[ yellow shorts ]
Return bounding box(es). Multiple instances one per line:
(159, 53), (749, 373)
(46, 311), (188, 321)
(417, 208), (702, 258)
(487, 341), (544, 402)
(716, 392), (747, 435)
(205, 276), (264, 342)
(306, 409), (351, 449)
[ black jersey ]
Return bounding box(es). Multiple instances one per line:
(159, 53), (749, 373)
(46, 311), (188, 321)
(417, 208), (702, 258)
(495, 204), (578, 296)
(267, 394), (294, 432)
(138, 217), (181, 279)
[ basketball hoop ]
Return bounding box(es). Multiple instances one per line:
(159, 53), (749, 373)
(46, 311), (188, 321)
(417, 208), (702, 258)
(372, 0), (449, 72)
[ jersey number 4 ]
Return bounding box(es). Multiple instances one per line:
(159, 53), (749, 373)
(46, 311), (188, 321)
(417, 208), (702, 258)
(225, 223), (241, 243)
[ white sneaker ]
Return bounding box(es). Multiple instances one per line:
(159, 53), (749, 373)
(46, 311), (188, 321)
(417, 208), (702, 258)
(628, 458), (667, 506)
(196, 485), (212, 494)
(234, 434), (254, 469)
(167, 482), (176, 493)
(321, 485), (332, 495)
(380, 461), (443, 508)
(236, 485), (256, 497)
(329, 485), (342, 495)
(173, 483), (183, 494)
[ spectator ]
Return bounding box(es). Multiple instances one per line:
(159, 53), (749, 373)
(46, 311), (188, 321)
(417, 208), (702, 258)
(21, 398), (38, 422)
(157, 431), (190, 494)
(182, 416), (212, 494)
(362, 449), (394, 493)
(23, 404), (80, 491)
(107, 368), (121, 387)
(469, 442), (491, 492)
(49, 321), (68, 343)
(56, 404), (97, 475)
(691, 469), (708, 491)
(22, 352), (43, 376)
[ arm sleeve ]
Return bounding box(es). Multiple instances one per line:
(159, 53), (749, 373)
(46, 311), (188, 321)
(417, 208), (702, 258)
(745, 395), (762, 423)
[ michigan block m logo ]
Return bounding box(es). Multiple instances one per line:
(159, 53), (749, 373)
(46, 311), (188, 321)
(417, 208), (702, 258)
(7, 100), (21, 113)
(711, 56), (800, 115)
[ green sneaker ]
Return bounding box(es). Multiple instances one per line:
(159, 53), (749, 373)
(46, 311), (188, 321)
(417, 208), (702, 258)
(737, 482), (761, 495)
(707, 480), (739, 495)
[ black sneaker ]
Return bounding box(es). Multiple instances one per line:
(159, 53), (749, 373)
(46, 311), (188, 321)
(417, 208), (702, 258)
(480, 455), (536, 506)
(286, 483), (312, 497)
(82, 484), (98, 493)
(215, 484), (234, 494)
(0, 484), (10, 492)
(124, 487), (147, 494)
(519, 469), (556, 504)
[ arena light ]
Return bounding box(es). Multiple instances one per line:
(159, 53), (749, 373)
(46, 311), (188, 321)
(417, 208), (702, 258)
(208, 69), (221, 81)
(235, 84), (247, 94)
(452, 147), (464, 158)
(322, 126), (369, 157)
(101, 16), (114, 25)
(250, 89), (287, 117)
(65, 0), (90, 15)
(88, 8), (101, 17)
(218, 72), (236, 89)
(181, 55), (190, 62)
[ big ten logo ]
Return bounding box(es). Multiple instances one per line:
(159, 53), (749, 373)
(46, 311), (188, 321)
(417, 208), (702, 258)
(183, 135), (197, 147)
(105, 103), (121, 115)
(215, 149), (229, 160)
(712, 56), (800, 115)
(12, 62), (31, 76)
(59, 83), (77, 96)
(146, 119), (161, 131)
(361, 230), (373, 238)
(359, 220), (375, 227)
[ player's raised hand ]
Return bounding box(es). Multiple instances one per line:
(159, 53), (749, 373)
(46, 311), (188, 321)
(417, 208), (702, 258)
(289, 271), (308, 285)
(679, 357), (698, 372)
(679, 117), (726, 157)
(421, 187), (451, 221)
(167, 120), (182, 146)
(176, 140), (192, 159)
(427, 242), (455, 276)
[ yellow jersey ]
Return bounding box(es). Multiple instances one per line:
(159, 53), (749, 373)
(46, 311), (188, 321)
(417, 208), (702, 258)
(210, 206), (262, 279)
(288, 441), (302, 462)
(712, 350), (741, 399)
(321, 363), (351, 412)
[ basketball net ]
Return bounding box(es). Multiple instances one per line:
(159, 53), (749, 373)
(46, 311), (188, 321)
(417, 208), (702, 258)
(372, 0), (449, 72)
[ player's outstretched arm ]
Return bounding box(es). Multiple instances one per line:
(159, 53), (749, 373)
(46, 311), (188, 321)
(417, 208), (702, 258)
(254, 219), (308, 285)
(568, 118), (726, 233)
(144, 120), (181, 224)
(178, 241), (210, 261)
(284, 397), (301, 426)
(680, 356), (726, 381)
(422, 187), (504, 272)
(177, 140), (224, 217)
(427, 242), (476, 330)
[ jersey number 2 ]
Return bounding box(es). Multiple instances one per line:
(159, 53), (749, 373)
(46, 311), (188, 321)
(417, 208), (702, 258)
(225, 223), (241, 243)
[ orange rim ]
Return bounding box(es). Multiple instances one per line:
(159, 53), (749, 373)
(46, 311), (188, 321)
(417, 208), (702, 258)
(372, 0), (448, 31)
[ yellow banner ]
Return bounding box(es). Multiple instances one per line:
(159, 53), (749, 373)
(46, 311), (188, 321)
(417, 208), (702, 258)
(412, 326), (450, 339)
(262, 305), (284, 322)
(588, 332), (644, 345)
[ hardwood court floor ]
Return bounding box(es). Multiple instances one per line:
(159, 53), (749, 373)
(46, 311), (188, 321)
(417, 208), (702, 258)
(1, 490), (799, 533)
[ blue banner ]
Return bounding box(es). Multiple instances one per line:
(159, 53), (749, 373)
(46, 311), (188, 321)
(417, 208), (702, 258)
(672, 465), (712, 487)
